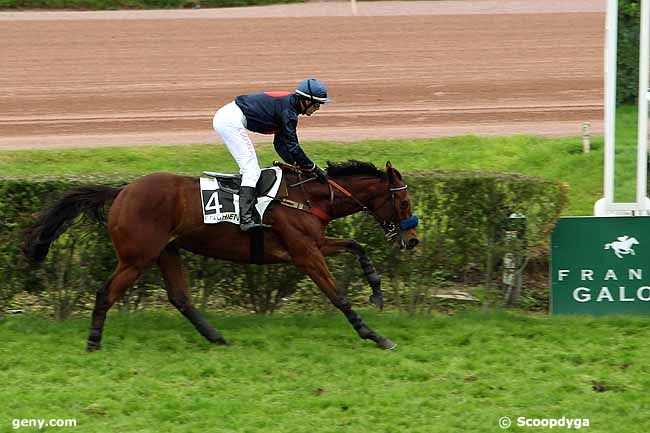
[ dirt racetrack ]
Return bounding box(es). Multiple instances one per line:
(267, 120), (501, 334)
(0, 0), (606, 149)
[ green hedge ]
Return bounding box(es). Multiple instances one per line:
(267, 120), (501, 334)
(0, 0), (302, 10)
(618, 0), (641, 104)
(0, 170), (566, 316)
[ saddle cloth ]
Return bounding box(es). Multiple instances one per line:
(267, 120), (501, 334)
(199, 167), (284, 224)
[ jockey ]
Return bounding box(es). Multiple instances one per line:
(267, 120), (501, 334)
(213, 78), (331, 231)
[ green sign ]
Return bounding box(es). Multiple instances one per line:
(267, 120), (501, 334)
(551, 217), (650, 315)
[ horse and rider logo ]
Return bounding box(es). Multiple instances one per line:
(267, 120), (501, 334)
(604, 235), (639, 259)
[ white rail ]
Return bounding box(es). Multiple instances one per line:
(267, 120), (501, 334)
(595, 0), (650, 215)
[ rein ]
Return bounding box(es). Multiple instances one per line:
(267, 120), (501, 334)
(322, 180), (419, 240)
(326, 179), (369, 212)
(274, 161), (418, 241)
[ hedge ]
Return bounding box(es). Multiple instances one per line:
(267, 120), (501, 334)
(0, 170), (567, 316)
(618, 0), (641, 104)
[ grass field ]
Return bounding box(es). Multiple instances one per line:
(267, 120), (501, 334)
(2, 108), (649, 432)
(1, 310), (649, 433)
(0, 107), (641, 216)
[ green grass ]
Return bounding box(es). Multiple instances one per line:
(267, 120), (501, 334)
(0, 136), (612, 217)
(1, 310), (649, 432)
(0, 105), (640, 216)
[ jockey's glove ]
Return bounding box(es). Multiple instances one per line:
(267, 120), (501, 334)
(313, 165), (329, 182)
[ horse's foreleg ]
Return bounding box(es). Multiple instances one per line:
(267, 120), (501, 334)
(292, 248), (395, 350)
(158, 244), (227, 345)
(320, 237), (383, 310)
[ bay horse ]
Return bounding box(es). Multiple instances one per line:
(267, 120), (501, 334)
(23, 160), (419, 351)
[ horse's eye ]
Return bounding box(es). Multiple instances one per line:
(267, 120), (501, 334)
(400, 201), (409, 210)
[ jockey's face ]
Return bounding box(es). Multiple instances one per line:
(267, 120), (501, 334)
(301, 99), (321, 116)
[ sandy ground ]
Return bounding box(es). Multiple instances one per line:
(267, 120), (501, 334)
(0, 0), (605, 149)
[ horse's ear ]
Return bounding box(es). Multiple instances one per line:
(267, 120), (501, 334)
(385, 161), (401, 182)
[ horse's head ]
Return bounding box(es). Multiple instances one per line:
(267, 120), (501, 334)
(370, 161), (420, 250)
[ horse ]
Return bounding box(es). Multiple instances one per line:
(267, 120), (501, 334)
(23, 160), (419, 351)
(604, 236), (639, 259)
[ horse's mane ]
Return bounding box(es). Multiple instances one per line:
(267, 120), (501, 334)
(325, 160), (387, 179)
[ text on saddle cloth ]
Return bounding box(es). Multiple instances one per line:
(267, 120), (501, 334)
(199, 167), (284, 224)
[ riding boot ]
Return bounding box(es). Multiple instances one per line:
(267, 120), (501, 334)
(238, 186), (270, 231)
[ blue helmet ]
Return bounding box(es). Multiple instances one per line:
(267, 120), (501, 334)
(295, 78), (331, 104)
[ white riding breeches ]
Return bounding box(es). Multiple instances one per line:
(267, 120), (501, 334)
(213, 101), (261, 188)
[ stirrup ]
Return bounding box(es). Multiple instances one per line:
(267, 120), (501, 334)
(240, 221), (271, 232)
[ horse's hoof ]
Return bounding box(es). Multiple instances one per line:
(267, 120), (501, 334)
(377, 337), (397, 350)
(211, 337), (228, 345)
(86, 341), (102, 352)
(369, 294), (384, 310)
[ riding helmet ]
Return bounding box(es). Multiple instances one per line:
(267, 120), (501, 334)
(295, 78), (331, 104)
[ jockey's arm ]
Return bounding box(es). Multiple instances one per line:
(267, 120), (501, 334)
(274, 112), (314, 168)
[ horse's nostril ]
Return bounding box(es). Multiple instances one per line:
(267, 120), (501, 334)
(408, 238), (419, 248)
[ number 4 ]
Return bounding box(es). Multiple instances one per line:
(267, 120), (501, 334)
(205, 191), (222, 212)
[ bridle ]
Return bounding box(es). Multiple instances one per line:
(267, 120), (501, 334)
(290, 170), (419, 242)
(362, 183), (419, 242)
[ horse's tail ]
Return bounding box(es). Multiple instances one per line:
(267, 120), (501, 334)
(23, 185), (123, 263)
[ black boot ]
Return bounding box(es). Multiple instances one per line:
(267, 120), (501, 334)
(238, 186), (270, 232)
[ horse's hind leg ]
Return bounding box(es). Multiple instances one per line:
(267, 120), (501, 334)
(87, 263), (143, 352)
(158, 244), (227, 345)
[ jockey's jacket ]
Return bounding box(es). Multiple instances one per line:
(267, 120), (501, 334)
(235, 92), (314, 168)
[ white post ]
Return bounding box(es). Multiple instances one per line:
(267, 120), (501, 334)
(637, 0), (650, 211)
(350, 0), (357, 16)
(595, 0), (650, 215)
(582, 121), (591, 153)
(605, 0), (618, 207)
(596, 0), (618, 214)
